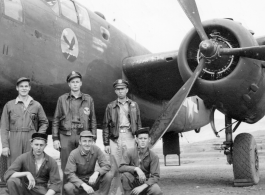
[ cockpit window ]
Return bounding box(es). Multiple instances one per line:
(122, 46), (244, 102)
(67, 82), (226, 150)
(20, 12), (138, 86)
(60, 0), (77, 23)
(3, 0), (23, 22)
(43, 0), (59, 15)
(75, 3), (91, 30)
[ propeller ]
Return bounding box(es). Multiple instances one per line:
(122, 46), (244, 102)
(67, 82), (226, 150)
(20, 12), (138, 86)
(150, 0), (265, 147)
(178, 0), (265, 61)
(149, 58), (205, 147)
(219, 46), (265, 61)
(149, 0), (208, 148)
(178, 0), (208, 41)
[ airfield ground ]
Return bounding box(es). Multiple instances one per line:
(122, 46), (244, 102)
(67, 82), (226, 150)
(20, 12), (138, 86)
(1, 130), (265, 195)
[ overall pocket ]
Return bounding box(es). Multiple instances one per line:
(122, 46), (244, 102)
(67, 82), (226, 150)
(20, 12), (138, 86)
(10, 113), (19, 125)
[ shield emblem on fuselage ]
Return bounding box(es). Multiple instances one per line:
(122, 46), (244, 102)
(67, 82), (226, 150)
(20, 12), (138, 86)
(61, 28), (79, 62)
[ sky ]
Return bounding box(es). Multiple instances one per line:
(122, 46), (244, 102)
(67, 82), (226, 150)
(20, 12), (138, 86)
(76, 0), (265, 53)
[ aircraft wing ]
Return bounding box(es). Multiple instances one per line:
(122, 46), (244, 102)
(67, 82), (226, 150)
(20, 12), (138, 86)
(123, 50), (186, 102)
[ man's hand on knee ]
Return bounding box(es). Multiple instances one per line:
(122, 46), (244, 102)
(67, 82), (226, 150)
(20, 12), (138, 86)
(89, 171), (99, 186)
(134, 167), (146, 183)
(104, 146), (110, 154)
(131, 184), (148, 195)
(26, 172), (35, 190)
(81, 183), (94, 194)
(2, 147), (10, 157)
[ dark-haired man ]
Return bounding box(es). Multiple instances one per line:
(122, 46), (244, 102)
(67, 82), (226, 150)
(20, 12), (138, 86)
(64, 131), (113, 195)
(103, 79), (141, 166)
(1, 77), (49, 166)
(119, 127), (162, 195)
(4, 133), (61, 195)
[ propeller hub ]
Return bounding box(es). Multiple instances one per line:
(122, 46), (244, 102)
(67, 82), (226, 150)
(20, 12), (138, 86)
(199, 40), (218, 58)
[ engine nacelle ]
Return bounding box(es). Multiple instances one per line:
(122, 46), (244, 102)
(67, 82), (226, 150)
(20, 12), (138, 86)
(178, 19), (265, 123)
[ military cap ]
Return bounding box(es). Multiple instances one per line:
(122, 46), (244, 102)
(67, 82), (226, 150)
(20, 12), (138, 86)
(31, 133), (48, 141)
(135, 127), (150, 137)
(113, 79), (129, 88)
(16, 77), (30, 86)
(80, 131), (95, 137)
(66, 71), (82, 82)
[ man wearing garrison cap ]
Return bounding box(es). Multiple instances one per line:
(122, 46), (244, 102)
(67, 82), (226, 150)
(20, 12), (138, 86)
(4, 133), (61, 195)
(64, 131), (113, 195)
(1, 77), (49, 166)
(119, 127), (162, 195)
(102, 79), (142, 166)
(52, 71), (97, 189)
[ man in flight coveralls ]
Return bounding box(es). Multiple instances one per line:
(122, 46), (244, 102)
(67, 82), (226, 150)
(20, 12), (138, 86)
(1, 77), (49, 166)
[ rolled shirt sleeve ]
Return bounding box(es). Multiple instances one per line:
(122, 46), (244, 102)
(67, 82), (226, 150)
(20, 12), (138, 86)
(4, 154), (23, 182)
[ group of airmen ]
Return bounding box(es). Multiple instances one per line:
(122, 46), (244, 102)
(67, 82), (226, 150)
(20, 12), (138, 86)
(0, 71), (163, 195)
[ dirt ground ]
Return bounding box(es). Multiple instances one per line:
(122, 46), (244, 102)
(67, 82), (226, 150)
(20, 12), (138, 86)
(1, 131), (265, 195)
(158, 152), (265, 195)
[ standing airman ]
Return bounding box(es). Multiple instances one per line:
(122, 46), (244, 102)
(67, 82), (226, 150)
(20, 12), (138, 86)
(52, 71), (97, 186)
(102, 79), (142, 165)
(1, 77), (49, 166)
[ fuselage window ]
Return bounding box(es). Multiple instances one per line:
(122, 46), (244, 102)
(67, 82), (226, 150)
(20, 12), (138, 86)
(60, 0), (77, 23)
(75, 3), (91, 30)
(3, 0), (23, 22)
(43, 0), (59, 15)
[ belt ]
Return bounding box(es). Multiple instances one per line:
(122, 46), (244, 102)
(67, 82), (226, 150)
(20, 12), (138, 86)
(119, 126), (131, 133)
(10, 127), (33, 132)
(64, 128), (83, 136)
(71, 123), (84, 129)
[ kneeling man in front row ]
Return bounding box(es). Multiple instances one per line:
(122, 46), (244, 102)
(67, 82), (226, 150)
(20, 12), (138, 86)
(64, 131), (113, 195)
(4, 133), (61, 195)
(119, 127), (163, 195)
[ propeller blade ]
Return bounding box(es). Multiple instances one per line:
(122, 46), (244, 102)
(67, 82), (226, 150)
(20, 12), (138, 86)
(177, 0), (208, 41)
(149, 58), (205, 148)
(220, 45), (265, 61)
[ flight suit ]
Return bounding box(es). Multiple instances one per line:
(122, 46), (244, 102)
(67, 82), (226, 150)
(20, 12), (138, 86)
(119, 147), (162, 195)
(64, 145), (113, 195)
(0, 97), (48, 166)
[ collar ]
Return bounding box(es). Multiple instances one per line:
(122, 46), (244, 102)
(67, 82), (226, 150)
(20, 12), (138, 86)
(15, 95), (33, 105)
(31, 150), (49, 162)
(118, 97), (129, 105)
(114, 97), (132, 108)
(137, 146), (150, 157)
(79, 145), (94, 156)
(67, 92), (85, 100)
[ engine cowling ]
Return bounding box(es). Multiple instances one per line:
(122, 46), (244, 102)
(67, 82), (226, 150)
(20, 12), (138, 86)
(178, 19), (265, 123)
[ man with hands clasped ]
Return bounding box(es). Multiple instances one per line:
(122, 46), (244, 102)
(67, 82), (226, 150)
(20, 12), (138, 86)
(119, 127), (162, 195)
(64, 131), (113, 195)
(4, 133), (61, 195)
